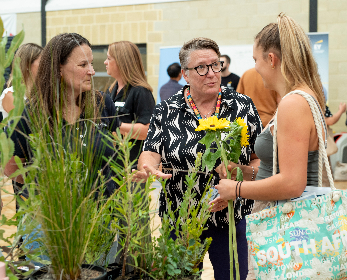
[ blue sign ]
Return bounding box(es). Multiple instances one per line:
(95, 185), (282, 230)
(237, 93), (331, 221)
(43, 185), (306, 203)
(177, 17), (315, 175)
(157, 47), (186, 104)
(307, 33), (329, 100)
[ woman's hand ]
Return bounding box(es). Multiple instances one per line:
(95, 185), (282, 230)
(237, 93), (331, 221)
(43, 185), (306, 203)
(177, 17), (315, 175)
(132, 164), (172, 182)
(215, 179), (237, 201)
(215, 162), (239, 179)
(209, 197), (229, 212)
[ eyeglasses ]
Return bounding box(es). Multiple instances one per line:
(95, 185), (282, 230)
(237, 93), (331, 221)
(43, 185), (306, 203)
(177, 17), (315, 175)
(185, 61), (224, 76)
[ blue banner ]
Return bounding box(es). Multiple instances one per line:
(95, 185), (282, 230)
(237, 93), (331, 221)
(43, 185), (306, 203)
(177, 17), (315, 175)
(308, 33), (329, 100)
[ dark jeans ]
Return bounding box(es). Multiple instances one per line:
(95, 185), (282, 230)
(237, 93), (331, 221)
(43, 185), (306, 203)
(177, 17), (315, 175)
(170, 218), (248, 280)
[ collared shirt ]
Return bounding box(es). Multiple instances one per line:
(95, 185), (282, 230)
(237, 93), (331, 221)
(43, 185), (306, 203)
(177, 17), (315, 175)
(143, 85), (262, 228)
(159, 79), (183, 101)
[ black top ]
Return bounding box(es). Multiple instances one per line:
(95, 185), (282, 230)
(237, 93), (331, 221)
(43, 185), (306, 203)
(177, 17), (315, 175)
(221, 72), (240, 91)
(144, 85), (262, 228)
(9, 93), (119, 197)
(106, 83), (155, 167)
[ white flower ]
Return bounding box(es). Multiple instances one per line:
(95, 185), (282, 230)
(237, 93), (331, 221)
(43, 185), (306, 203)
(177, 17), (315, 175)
(258, 268), (276, 279)
(338, 193), (347, 213)
(333, 191), (341, 202)
(282, 202), (293, 213)
(296, 208), (324, 232)
(299, 258), (333, 279)
(249, 220), (276, 246)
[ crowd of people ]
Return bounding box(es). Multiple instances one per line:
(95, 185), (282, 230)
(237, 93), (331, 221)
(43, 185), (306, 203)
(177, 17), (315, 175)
(1, 12), (345, 280)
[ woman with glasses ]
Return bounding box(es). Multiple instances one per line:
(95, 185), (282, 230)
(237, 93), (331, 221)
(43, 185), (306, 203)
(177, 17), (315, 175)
(134, 37), (262, 280)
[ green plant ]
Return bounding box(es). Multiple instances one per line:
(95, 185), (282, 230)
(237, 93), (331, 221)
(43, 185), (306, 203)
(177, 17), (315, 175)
(0, 16), (52, 280)
(109, 129), (155, 279)
(23, 109), (122, 280)
(197, 116), (250, 280)
(147, 153), (213, 280)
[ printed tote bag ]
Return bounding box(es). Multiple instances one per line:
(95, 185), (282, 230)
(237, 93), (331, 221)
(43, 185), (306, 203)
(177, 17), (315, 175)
(246, 91), (347, 279)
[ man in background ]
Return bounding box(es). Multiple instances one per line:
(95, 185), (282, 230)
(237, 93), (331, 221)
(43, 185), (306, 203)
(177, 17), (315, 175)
(160, 62), (182, 101)
(220, 54), (240, 91)
(236, 67), (281, 127)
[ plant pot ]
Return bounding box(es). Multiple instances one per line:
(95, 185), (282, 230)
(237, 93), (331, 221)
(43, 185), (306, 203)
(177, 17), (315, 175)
(115, 274), (197, 280)
(30, 264), (107, 280)
(106, 263), (122, 280)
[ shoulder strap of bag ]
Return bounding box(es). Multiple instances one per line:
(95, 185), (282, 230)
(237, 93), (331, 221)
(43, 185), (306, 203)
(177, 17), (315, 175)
(272, 90), (335, 191)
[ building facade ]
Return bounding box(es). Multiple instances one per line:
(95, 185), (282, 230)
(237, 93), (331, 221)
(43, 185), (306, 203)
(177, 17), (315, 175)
(3, 0), (347, 132)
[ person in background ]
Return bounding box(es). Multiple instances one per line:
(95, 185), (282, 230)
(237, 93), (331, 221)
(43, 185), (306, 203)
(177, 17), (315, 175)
(159, 62), (183, 101)
(220, 54), (240, 91)
(0, 43), (43, 120)
(325, 103), (346, 126)
(322, 103), (346, 187)
(236, 67), (281, 127)
(1, 43), (43, 210)
(104, 41), (155, 168)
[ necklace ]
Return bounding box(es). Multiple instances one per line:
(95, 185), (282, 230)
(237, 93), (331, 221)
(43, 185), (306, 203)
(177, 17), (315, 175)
(186, 87), (222, 120)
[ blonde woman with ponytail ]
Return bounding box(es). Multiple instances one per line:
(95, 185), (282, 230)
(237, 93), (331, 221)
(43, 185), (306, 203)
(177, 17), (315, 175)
(210, 13), (328, 279)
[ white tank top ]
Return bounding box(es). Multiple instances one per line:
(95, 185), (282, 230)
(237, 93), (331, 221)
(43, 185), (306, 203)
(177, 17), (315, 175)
(0, 86), (27, 119)
(0, 86), (13, 119)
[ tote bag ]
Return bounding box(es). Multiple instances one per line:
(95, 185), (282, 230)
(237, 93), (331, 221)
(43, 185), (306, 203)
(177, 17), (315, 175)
(246, 91), (347, 279)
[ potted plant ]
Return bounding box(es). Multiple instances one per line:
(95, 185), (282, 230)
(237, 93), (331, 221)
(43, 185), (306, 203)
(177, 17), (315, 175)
(108, 144), (213, 280)
(0, 18), (43, 280)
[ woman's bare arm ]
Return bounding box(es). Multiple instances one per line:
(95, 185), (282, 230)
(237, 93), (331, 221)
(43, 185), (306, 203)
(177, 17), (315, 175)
(2, 91), (15, 113)
(119, 123), (150, 140)
(4, 156), (25, 184)
(132, 151), (172, 181)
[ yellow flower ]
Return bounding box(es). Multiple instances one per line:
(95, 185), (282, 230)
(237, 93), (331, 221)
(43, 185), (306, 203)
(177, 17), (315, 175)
(235, 117), (249, 147)
(195, 116), (231, 131)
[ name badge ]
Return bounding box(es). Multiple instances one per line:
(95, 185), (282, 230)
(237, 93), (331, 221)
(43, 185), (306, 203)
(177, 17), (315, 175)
(114, 102), (125, 107)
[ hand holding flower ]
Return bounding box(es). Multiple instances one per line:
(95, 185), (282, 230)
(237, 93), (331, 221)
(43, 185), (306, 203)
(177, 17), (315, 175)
(214, 179), (237, 201)
(216, 162), (240, 179)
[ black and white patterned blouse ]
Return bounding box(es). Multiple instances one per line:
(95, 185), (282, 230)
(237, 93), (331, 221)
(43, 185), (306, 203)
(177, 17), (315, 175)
(144, 86), (262, 228)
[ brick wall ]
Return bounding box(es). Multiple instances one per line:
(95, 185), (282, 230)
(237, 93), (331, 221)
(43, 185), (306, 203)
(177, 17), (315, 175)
(319, 0), (347, 132)
(39, 0), (347, 132)
(46, 4), (163, 95)
(17, 12), (41, 45)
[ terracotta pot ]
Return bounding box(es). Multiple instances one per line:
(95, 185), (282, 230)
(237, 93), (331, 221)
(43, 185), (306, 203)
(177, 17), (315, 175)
(29, 264), (107, 280)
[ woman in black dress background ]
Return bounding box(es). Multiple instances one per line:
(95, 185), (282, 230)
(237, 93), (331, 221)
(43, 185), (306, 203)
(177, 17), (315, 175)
(104, 41), (155, 168)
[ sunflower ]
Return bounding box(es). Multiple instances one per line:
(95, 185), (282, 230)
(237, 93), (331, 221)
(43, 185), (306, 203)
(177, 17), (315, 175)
(195, 116), (231, 131)
(235, 117), (249, 146)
